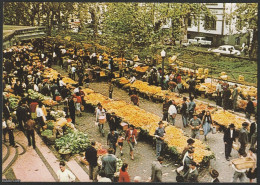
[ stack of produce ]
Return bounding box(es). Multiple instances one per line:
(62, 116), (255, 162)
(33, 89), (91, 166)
(194, 102), (215, 113)
(82, 88), (95, 95)
(28, 89), (46, 101)
(84, 93), (109, 105)
(131, 80), (162, 95)
(197, 83), (217, 94)
(119, 77), (130, 85)
(7, 94), (21, 110)
(50, 110), (66, 120)
(164, 126), (213, 163)
(55, 131), (90, 154)
(62, 77), (77, 85)
(42, 98), (58, 106)
(134, 66), (149, 73)
(211, 110), (249, 129)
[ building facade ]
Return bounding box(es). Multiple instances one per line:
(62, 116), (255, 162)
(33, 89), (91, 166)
(187, 3), (252, 48)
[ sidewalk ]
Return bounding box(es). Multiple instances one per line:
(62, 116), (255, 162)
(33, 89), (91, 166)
(2, 130), (90, 182)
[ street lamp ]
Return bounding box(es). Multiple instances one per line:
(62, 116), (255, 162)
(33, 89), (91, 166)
(161, 49), (166, 89)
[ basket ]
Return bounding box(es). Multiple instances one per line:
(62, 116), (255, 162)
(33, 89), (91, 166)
(199, 128), (204, 135)
(232, 157), (256, 170)
(99, 119), (106, 124)
(212, 126), (217, 134)
(60, 152), (71, 161)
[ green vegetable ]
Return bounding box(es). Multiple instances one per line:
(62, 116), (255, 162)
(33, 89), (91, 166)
(55, 131), (90, 154)
(41, 129), (53, 137)
(47, 121), (54, 130)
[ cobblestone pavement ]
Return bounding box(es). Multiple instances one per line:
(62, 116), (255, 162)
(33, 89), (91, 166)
(53, 66), (254, 183)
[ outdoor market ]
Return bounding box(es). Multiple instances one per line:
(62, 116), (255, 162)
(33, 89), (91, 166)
(2, 2), (258, 183)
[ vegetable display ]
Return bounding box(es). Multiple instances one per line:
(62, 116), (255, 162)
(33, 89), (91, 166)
(55, 131), (90, 154)
(28, 89), (46, 101)
(41, 129), (53, 137)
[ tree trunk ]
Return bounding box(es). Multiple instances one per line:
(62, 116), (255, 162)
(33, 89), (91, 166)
(249, 28), (257, 59)
(183, 16), (189, 42)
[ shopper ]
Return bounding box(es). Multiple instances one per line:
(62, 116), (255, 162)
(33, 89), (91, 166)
(36, 103), (46, 131)
(168, 100), (177, 125)
(231, 156), (247, 182)
(250, 116), (257, 149)
(162, 98), (170, 121)
(2, 118), (8, 143)
(125, 125), (138, 160)
(245, 148), (257, 183)
(119, 163), (130, 182)
(16, 103), (25, 131)
(223, 123), (237, 161)
(96, 103), (106, 136)
(24, 118), (36, 149)
(85, 141), (98, 182)
(68, 96), (76, 124)
(130, 91), (139, 106)
(245, 96), (255, 121)
(150, 156), (163, 182)
(216, 81), (223, 106)
(232, 84), (238, 111)
(6, 116), (17, 147)
(184, 161), (199, 182)
(189, 114), (202, 139)
(181, 138), (195, 160)
(201, 111), (213, 141)
(188, 96), (196, 121)
(107, 130), (119, 155)
(183, 149), (194, 176)
(180, 97), (188, 128)
(108, 81), (113, 99)
(154, 121), (165, 157)
(222, 85), (231, 110)
(238, 122), (249, 156)
(57, 161), (76, 182)
(3, 101), (11, 121)
(187, 76), (197, 99)
(101, 148), (117, 182)
(107, 112), (117, 132)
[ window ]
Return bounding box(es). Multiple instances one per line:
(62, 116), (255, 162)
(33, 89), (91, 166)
(204, 16), (216, 30)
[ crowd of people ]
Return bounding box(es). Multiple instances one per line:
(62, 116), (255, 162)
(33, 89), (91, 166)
(2, 38), (257, 183)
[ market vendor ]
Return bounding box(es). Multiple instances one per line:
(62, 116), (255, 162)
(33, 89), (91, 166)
(154, 121), (166, 157)
(189, 113), (202, 139)
(181, 138), (195, 160)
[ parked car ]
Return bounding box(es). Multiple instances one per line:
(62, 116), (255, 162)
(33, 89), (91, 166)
(188, 37), (212, 46)
(208, 45), (241, 56)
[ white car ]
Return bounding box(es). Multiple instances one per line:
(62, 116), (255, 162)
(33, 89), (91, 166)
(209, 45), (241, 56)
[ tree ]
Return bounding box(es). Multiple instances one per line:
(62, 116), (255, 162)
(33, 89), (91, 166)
(232, 3), (258, 58)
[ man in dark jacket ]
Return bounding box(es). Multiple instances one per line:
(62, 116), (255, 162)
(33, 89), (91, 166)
(180, 97), (188, 128)
(106, 113), (117, 132)
(222, 85), (231, 110)
(250, 116), (257, 149)
(238, 122), (249, 156)
(107, 130), (118, 155)
(187, 76), (197, 99)
(24, 118), (36, 149)
(101, 148), (117, 182)
(245, 96), (255, 121)
(184, 161), (199, 182)
(85, 141), (98, 182)
(16, 104), (25, 131)
(51, 80), (59, 101)
(68, 96), (76, 124)
(3, 101), (11, 120)
(223, 123), (237, 161)
(162, 98), (170, 121)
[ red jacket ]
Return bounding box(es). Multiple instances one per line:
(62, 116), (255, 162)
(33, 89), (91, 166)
(119, 169), (130, 182)
(125, 128), (138, 143)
